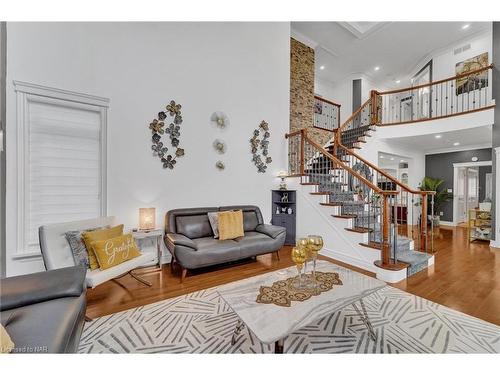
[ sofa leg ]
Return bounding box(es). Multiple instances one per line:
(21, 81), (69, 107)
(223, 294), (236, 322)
(275, 251), (281, 261)
(170, 260), (175, 272)
(180, 268), (187, 283)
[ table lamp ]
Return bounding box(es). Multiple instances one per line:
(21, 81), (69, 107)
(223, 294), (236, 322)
(277, 170), (288, 190)
(139, 207), (156, 231)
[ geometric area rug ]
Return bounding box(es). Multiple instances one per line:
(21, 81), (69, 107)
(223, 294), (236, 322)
(79, 286), (500, 354)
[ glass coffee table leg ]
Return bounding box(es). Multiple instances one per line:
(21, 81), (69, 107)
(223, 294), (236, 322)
(274, 338), (284, 353)
(231, 319), (245, 345)
(352, 298), (377, 342)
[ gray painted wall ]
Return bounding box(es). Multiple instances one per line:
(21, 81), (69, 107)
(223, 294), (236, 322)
(352, 79), (361, 112)
(479, 165), (492, 202)
(425, 148), (492, 222)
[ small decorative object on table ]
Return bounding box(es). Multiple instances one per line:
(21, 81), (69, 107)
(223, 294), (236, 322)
(290, 246), (307, 289)
(307, 235), (324, 284)
(277, 170), (288, 190)
(281, 193), (288, 203)
(256, 271), (343, 307)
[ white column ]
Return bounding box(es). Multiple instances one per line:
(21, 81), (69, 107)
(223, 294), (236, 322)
(491, 147), (500, 249)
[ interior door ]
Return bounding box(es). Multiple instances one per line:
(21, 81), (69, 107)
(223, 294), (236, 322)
(457, 167), (467, 223)
(466, 167), (479, 212)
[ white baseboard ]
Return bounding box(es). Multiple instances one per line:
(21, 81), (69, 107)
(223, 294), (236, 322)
(320, 248), (376, 274)
(489, 240), (500, 249)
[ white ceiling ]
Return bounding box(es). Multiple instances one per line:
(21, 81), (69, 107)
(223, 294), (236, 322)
(384, 125), (492, 154)
(291, 21), (491, 88)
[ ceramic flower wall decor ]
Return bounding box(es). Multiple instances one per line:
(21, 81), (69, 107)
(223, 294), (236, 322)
(250, 120), (272, 173)
(210, 111), (229, 129)
(213, 139), (227, 154)
(149, 100), (185, 170)
(215, 161), (225, 171)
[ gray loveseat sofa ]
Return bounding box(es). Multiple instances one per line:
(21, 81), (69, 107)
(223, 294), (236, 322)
(164, 205), (286, 282)
(0, 266), (86, 353)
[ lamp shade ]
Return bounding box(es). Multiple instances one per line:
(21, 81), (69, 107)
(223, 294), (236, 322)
(277, 170), (288, 178)
(139, 207), (156, 231)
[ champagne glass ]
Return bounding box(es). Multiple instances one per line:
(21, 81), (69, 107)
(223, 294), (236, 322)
(291, 246), (307, 289)
(296, 237), (311, 277)
(307, 235), (324, 284)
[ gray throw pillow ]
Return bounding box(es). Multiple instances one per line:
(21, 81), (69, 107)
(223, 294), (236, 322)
(207, 212), (219, 239)
(65, 227), (106, 268)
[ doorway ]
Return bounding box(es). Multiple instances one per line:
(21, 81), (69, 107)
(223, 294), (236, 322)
(456, 166), (479, 224)
(453, 161), (492, 225)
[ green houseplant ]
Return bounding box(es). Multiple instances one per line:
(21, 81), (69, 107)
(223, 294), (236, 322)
(418, 177), (453, 226)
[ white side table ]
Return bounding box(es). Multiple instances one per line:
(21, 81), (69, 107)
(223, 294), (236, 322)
(132, 229), (163, 269)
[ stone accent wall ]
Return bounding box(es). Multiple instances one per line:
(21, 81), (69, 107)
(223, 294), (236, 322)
(289, 38), (331, 146)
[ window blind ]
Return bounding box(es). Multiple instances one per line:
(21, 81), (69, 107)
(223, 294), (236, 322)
(27, 99), (103, 250)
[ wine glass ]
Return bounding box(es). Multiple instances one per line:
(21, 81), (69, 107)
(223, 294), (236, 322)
(291, 246), (307, 289)
(296, 237), (311, 274)
(307, 235), (324, 284)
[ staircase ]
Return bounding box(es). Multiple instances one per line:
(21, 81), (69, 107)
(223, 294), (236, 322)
(288, 66), (496, 281)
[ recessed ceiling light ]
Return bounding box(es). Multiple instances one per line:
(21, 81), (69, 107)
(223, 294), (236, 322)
(319, 65), (325, 70)
(462, 24), (470, 30)
(390, 157), (395, 161)
(374, 66), (380, 71)
(400, 159), (405, 163)
(379, 155), (384, 159)
(395, 79), (401, 84)
(435, 135), (442, 139)
(453, 142), (460, 146)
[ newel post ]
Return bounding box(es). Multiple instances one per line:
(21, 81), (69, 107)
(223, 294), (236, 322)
(370, 90), (379, 125)
(420, 193), (428, 252)
(381, 193), (391, 265)
(300, 128), (306, 175)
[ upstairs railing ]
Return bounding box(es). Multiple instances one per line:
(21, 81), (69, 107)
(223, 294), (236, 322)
(313, 95), (341, 132)
(377, 64), (494, 126)
(286, 129), (411, 271)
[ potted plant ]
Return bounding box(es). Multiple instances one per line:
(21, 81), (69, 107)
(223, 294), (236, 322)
(417, 177), (453, 226)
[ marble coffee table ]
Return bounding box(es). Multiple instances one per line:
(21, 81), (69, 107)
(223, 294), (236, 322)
(217, 260), (386, 353)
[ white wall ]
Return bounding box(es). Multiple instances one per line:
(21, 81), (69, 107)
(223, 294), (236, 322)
(315, 77), (352, 124)
(412, 30), (492, 83)
(5, 22), (291, 276)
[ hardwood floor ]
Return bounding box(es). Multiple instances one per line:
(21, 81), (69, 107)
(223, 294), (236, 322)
(86, 226), (500, 326)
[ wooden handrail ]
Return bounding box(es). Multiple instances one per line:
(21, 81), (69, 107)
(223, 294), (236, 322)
(338, 98), (371, 133)
(303, 133), (398, 196)
(314, 95), (341, 108)
(337, 143), (435, 196)
(378, 64), (493, 96)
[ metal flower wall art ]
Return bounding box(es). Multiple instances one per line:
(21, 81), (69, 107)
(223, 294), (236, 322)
(213, 139), (227, 154)
(215, 160), (225, 171)
(149, 100), (185, 170)
(250, 120), (272, 173)
(210, 111), (229, 129)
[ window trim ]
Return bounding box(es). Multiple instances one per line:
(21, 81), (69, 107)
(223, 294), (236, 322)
(13, 81), (109, 256)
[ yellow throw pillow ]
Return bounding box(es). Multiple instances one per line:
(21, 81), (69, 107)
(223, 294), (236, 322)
(218, 210), (244, 240)
(91, 233), (142, 270)
(1, 324), (14, 353)
(82, 224), (124, 270)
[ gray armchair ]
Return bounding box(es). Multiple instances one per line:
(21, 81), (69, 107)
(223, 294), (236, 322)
(0, 266), (86, 353)
(164, 205), (286, 282)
